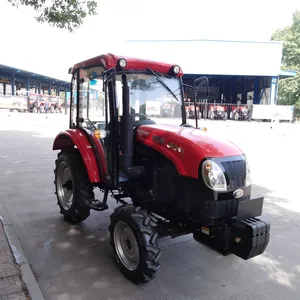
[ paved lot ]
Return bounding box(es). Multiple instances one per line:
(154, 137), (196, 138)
(1, 112), (300, 299)
(0, 218), (29, 299)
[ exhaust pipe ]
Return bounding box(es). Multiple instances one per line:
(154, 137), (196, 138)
(119, 74), (144, 179)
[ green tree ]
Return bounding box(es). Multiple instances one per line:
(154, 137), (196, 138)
(271, 10), (300, 111)
(8, 0), (97, 32)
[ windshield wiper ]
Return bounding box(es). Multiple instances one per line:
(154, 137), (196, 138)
(147, 68), (180, 102)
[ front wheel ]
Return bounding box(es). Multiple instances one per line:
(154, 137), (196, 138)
(109, 205), (161, 283)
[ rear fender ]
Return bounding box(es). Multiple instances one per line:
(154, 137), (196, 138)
(53, 129), (103, 183)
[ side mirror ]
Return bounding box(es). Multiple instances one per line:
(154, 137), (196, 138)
(194, 76), (209, 96)
(183, 83), (199, 128)
(183, 84), (195, 101)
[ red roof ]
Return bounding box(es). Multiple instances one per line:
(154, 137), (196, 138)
(71, 53), (183, 77)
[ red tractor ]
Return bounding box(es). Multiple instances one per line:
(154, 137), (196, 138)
(208, 104), (227, 120)
(29, 93), (46, 113)
(49, 96), (65, 113)
(230, 105), (249, 121)
(53, 53), (270, 283)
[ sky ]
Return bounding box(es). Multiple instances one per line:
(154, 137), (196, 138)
(0, 0), (299, 81)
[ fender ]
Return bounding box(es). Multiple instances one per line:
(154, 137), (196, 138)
(53, 129), (104, 183)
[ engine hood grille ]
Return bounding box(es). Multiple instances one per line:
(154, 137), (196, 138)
(221, 158), (246, 190)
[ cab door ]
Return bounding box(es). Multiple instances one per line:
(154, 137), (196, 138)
(102, 69), (119, 188)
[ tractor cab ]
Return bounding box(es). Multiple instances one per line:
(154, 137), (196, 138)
(66, 55), (189, 189)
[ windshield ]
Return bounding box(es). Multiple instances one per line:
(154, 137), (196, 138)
(73, 67), (185, 130)
(116, 72), (184, 125)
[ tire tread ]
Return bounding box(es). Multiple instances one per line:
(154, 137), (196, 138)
(109, 205), (161, 283)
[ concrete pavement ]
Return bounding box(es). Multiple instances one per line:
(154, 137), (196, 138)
(0, 216), (29, 299)
(0, 207), (44, 300)
(1, 113), (300, 299)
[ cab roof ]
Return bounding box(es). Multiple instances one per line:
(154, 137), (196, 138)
(70, 53), (183, 77)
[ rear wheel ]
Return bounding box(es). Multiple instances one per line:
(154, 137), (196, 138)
(54, 149), (91, 223)
(109, 205), (161, 283)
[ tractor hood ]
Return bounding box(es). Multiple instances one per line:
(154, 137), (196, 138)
(136, 124), (244, 178)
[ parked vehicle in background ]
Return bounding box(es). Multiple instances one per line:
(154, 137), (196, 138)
(49, 96), (65, 113)
(28, 93), (46, 113)
(208, 104), (227, 120)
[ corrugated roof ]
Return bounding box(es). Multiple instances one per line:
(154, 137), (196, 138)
(0, 64), (70, 86)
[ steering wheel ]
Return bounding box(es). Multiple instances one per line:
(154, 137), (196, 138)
(133, 113), (148, 120)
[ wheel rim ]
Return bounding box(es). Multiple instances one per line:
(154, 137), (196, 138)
(114, 221), (139, 271)
(56, 161), (74, 210)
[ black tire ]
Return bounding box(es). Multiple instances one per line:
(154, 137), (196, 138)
(109, 205), (161, 283)
(54, 149), (92, 223)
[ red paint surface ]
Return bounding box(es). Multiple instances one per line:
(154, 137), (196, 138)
(53, 129), (101, 183)
(136, 124), (243, 178)
(71, 53), (183, 77)
(91, 134), (107, 175)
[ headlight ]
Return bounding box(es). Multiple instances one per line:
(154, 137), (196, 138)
(202, 160), (227, 192)
(118, 58), (127, 68)
(173, 65), (180, 74)
(245, 157), (251, 186)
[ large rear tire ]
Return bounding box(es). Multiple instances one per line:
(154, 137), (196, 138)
(109, 205), (161, 283)
(54, 149), (91, 223)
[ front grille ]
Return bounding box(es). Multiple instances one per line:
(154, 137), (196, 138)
(221, 159), (246, 189)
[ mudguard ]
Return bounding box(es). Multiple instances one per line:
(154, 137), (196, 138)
(53, 129), (103, 183)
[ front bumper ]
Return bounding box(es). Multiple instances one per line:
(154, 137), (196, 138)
(189, 186), (253, 225)
(193, 197), (270, 260)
